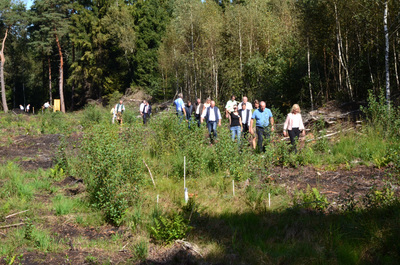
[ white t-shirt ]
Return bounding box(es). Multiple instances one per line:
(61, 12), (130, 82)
(44, 102), (50, 108)
(238, 102), (253, 110)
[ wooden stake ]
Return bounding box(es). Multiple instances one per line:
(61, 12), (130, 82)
(143, 160), (156, 188)
(232, 180), (235, 197)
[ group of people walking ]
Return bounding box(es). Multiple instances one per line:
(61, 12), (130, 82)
(111, 93), (306, 152)
(174, 93), (306, 151)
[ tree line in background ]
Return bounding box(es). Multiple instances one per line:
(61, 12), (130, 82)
(1, 0), (399, 113)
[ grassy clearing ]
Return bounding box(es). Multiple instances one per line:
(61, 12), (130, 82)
(0, 96), (400, 264)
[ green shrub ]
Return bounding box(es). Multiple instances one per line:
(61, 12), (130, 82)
(293, 185), (329, 212)
(150, 212), (191, 244)
(363, 183), (396, 209)
(76, 123), (143, 226)
(81, 105), (104, 126)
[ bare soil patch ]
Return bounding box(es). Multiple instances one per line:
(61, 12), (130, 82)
(0, 134), (61, 170)
(270, 165), (399, 209)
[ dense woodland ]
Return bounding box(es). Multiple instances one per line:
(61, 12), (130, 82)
(1, 0), (400, 112)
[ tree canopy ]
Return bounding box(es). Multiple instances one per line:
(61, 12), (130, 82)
(1, 0), (399, 112)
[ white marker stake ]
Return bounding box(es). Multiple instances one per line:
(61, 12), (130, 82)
(157, 194), (159, 205)
(184, 188), (189, 203)
(184, 156), (188, 203)
(184, 156), (186, 189)
(232, 180), (235, 197)
(268, 193), (271, 208)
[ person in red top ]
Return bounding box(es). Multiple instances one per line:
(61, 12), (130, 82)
(283, 104), (306, 152)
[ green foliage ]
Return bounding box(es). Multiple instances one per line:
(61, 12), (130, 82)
(150, 212), (191, 244)
(81, 105), (104, 126)
(76, 123), (143, 226)
(24, 218), (34, 241)
(130, 239), (149, 261)
(363, 184), (397, 209)
(52, 195), (76, 215)
(245, 186), (267, 213)
(293, 185), (329, 212)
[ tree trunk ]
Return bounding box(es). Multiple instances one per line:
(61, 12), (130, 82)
(384, 0), (390, 108)
(307, 37), (313, 110)
(394, 32), (400, 91)
(55, 32), (65, 113)
(239, 16), (243, 73)
(48, 58), (53, 103)
(190, 7), (197, 98)
(334, 2), (353, 100)
(0, 27), (9, 113)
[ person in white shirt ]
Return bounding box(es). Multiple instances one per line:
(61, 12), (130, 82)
(114, 100), (125, 124)
(19, 105), (24, 111)
(237, 96), (253, 111)
(225, 95), (238, 118)
(201, 100), (222, 144)
(140, 100), (151, 124)
(239, 102), (251, 138)
(25, 104), (30, 113)
(283, 104), (305, 152)
(194, 98), (203, 127)
(43, 101), (52, 112)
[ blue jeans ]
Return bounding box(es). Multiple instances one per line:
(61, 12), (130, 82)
(207, 121), (217, 142)
(230, 126), (241, 142)
(176, 110), (184, 124)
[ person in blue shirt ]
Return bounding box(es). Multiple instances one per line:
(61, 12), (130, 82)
(174, 93), (186, 123)
(250, 101), (274, 152)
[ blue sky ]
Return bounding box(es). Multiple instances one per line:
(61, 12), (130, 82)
(21, 0), (34, 9)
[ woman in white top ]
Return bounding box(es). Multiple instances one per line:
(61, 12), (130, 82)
(283, 104), (305, 151)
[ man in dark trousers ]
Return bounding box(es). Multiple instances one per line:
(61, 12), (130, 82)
(140, 100), (151, 124)
(194, 98), (203, 127)
(201, 100), (222, 144)
(239, 102), (251, 139)
(250, 101), (274, 152)
(185, 100), (194, 129)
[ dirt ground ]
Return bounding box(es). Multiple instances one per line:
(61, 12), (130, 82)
(0, 133), (398, 264)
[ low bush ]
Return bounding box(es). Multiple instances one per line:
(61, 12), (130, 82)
(150, 212), (191, 244)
